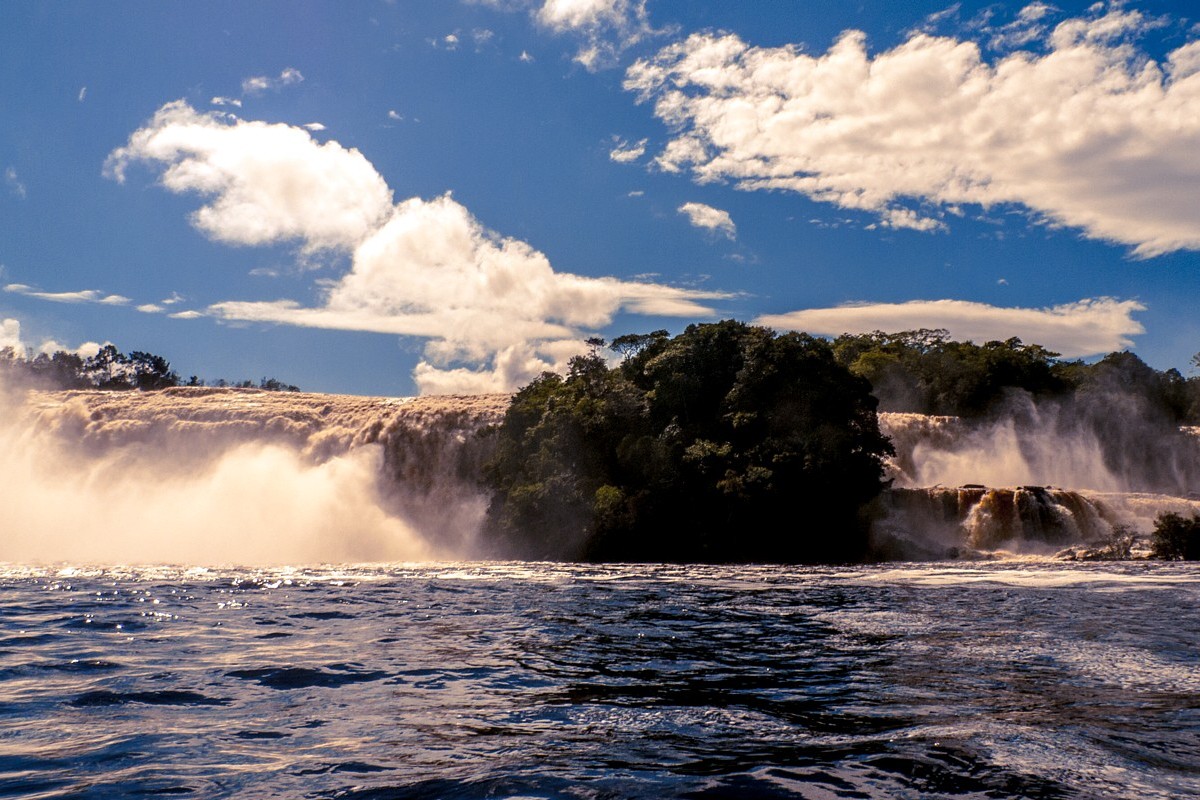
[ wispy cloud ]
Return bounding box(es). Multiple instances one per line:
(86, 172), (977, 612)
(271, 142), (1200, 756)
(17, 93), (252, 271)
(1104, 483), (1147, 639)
(241, 67), (304, 95)
(627, 3), (1200, 256)
(678, 202), (736, 240)
(107, 102), (731, 394)
(608, 136), (647, 163)
(480, 0), (657, 70)
(756, 297), (1145, 358)
(5, 284), (130, 306)
(5, 167), (26, 199)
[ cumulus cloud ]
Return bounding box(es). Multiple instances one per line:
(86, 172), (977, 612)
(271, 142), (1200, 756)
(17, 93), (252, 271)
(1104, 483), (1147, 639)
(211, 96), (242, 108)
(608, 136), (647, 163)
(36, 339), (103, 358)
(241, 67), (304, 95)
(756, 297), (1145, 358)
(625, 3), (1200, 256)
(302, 122), (326, 132)
(109, 102), (729, 394)
(105, 101), (394, 253)
(5, 284), (130, 306)
(0, 318), (23, 356)
(678, 201), (736, 239)
(0, 318), (103, 361)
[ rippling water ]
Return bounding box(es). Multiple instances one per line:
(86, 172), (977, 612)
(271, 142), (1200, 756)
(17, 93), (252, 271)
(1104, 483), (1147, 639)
(1, 561), (1198, 799)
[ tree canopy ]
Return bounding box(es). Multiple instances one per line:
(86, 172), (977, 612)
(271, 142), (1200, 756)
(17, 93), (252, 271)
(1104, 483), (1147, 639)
(482, 321), (893, 563)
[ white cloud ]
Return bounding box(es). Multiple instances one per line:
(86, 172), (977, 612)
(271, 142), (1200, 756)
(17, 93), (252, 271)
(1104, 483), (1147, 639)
(169, 310), (205, 320)
(0, 318), (23, 356)
(608, 136), (647, 163)
(4, 284), (130, 306)
(37, 339), (102, 359)
(241, 67), (304, 95)
(105, 101), (394, 253)
(756, 297), (1145, 357)
(5, 167), (26, 199)
(303, 122), (326, 132)
(536, 0), (655, 70)
(537, 0), (644, 33)
(78, 86), (87, 102)
(110, 103), (730, 394)
(0, 319), (103, 361)
(678, 201), (736, 239)
(626, 4), (1200, 257)
(387, 109), (403, 121)
(137, 303), (164, 314)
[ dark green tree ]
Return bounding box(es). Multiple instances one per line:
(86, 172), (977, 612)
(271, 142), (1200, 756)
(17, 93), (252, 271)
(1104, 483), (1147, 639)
(1150, 512), (1200, 561)
(483, 321), (893, 563)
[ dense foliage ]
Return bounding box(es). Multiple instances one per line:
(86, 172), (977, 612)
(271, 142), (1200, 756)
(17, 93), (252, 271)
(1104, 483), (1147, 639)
(1150, 513), (1200, 561)
(482, 321), (893, 563)
(0, 345), (299, 392)
(832, 329), (1200, 422)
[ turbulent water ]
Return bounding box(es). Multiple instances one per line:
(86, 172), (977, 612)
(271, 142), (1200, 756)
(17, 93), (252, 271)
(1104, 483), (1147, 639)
(1, 561), (1197, 799)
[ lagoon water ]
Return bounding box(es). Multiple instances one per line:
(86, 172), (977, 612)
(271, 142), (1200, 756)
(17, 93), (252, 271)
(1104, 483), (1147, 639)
(2, 561), (1198, 799)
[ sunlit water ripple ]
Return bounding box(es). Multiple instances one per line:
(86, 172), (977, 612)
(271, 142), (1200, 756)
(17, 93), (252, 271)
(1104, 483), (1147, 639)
(0, 561), (1197, 799)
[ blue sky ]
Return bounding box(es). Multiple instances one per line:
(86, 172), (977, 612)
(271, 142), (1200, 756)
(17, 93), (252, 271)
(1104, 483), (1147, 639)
(2, 0), (1198, 395)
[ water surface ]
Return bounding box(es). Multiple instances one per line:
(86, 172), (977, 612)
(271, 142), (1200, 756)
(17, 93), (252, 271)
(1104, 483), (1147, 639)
(1, 561), (1197, 799)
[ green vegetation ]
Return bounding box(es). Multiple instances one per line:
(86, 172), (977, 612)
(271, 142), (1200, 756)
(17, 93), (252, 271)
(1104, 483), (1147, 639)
(0, 345), (299, 392)
(482, 321), (893, 563)
(831, 329), (1200, 422)
(1150, 513), (1200, 561)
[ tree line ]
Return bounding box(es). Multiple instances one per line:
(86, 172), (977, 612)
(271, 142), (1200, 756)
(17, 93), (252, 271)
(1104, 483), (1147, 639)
(0, 345), (299, 392)
(830, 328), (1200, 423)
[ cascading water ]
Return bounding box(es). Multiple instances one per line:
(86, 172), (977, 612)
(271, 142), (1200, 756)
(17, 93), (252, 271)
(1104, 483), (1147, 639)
(0, 385), (508, 565)
(876, 408), (1200, 558)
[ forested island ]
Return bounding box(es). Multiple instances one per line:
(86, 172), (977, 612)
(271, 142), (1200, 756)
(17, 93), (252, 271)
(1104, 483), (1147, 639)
(480, 322), (1200, 563)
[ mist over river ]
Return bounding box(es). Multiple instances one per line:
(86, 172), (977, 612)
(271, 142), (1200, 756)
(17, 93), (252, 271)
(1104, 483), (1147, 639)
(1, 562), (1197, 799)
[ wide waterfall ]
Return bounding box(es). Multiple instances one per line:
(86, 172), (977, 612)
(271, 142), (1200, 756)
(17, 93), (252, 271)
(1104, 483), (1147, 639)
(0, 386), (507, 565)
(4, 385), (1200, 563)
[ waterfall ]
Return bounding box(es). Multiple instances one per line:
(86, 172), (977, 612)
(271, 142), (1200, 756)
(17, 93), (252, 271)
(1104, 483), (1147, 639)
(4, 382), (1199, 564)
(875, 409), (1200, 558)
(0, 386), (507, 565)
